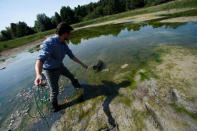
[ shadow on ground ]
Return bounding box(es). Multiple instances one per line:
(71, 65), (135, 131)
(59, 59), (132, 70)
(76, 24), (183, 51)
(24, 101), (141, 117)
(59, 80), (131, 128)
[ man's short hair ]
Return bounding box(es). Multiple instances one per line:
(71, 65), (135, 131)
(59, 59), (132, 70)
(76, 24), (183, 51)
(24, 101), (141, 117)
(56, 22), (73, 36)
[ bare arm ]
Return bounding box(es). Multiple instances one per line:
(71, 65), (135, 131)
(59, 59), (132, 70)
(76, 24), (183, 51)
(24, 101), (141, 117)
(35, 60), (43, 76)
(72, 56), (88, 69)
(34, 60), (44, 85)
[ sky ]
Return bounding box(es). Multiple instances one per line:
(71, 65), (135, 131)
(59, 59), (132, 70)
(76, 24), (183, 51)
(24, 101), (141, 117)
(0, 0), (99, 31)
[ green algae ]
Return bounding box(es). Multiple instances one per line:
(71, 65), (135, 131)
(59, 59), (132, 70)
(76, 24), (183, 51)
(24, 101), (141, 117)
(170, 104), (197, 121)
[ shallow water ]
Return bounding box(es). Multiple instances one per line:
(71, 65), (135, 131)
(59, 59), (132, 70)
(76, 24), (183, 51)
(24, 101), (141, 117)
(0, 22), (197, 129)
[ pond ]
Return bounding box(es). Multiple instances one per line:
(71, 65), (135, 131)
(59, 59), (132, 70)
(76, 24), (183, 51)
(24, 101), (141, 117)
(0, 22), (197, 130)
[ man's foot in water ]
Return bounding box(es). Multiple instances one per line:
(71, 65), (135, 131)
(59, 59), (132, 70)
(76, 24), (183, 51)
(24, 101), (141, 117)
(73, 81), (84, 97)
(50, 101), (60, 113)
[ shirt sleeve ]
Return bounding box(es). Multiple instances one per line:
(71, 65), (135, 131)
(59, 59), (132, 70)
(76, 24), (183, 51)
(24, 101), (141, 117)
(66, 46), (75, 59)
(37, 41), (53, 63)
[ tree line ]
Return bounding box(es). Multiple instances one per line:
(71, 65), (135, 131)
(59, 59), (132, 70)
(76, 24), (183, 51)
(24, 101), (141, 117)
(0, 0), (172, 41)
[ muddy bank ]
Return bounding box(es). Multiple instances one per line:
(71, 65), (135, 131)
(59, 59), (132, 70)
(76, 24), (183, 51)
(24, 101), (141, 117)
(0, 34), (55, 59)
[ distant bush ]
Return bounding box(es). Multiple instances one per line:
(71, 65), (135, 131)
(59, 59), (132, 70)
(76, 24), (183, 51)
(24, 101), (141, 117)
(0, 21), (35, 41)
(34, 13), (56, 32)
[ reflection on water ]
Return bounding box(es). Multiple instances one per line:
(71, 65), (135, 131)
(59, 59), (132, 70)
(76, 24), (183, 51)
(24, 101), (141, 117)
(69, 22), (187, 45)
(0, 22), (197, 130)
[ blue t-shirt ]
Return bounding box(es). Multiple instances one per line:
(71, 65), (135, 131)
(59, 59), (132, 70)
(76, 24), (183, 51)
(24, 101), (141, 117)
(37, 35), (75, 69)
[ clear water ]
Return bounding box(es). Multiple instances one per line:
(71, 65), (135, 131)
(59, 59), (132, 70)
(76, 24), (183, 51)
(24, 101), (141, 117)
(0, 22), (197, 129)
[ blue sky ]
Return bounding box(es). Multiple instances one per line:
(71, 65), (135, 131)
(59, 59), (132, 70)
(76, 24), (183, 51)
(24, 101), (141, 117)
(0, 0), (99, 31)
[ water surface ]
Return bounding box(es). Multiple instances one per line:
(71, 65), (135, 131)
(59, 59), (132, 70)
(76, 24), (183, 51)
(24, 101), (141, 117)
(0, 22), (197, 130)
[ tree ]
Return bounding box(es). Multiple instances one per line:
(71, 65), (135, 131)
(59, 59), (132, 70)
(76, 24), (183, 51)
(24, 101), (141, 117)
(0, 34), (3, 41)
(85, 2), (97, 15)
(51, 16), (57, 27)
(51, 12), (62, 26)
(145, 0), (172, 6)
(126, 0), (132, 10)
(119, 0), (126, 12)
(54, 12), (62, 25)
(74, 5), (88, 21)
(126, 0), (145, 10)
(60, 6), (76, 24)
(10, 23), (17, 38)
(1, 28), (12, 41)
(34, 13), (55, 32)
(16, 22), (35, 37)
(10, 22), (35, 37)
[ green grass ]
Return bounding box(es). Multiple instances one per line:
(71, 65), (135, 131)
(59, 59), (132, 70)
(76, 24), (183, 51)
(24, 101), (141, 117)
(72, 0), (197, 28)
(117, 93), (132, 107)
(147, 8), (197, 23)
(139, 72), (151, 81)
(0, 0), (197, 52)
(161, 8), (197, 17)
(170, 104), (197, 120)
(28, 44), (41, 53)
(0, 29), (55, 52)
(0, 58), (6, 62)
(132, 110), (147, 130)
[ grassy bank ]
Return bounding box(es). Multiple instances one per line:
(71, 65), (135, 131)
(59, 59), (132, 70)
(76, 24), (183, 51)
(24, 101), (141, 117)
(0, 29), (55, 52)
(0, 0), (197, 52)
(71, 0), (197, 28)
(146, 8), (197, 23)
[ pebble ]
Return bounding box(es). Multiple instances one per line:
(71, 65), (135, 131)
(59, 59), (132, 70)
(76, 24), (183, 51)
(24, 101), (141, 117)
(121, 64), (129, 69)
(0, 67), (6, 70)
(102, 68), (110, 72)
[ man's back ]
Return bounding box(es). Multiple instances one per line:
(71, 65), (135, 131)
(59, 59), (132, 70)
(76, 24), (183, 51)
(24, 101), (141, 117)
(37, 35), (74, 69)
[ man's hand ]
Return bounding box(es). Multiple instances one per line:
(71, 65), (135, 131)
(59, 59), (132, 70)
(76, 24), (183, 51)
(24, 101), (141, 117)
(34, 74), (42, 86)
(82, 63), (88, 69)
(34, 74), (47, 86)
(72, 56), (88, 70)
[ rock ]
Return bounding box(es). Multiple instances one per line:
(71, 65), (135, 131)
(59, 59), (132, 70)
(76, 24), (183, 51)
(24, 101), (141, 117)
(0, 67), (6, 70)
(144, 102), (163, 131)
(102, 68), (110, 72)
(170, 88), (180, 103)
(93, 60), (104, 72)
(121, 64), (128, 69)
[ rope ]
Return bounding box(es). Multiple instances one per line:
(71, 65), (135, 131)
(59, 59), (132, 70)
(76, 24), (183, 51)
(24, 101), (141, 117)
(28, 84), (50, 128)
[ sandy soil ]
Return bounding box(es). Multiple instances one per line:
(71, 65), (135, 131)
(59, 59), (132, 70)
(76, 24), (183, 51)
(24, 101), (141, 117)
(0, 34), (54, 59)
(75, 8), (195, 30)
(156, 46), (197, 100)
(161, 16), (197, 22)
(0, 39), (42, 59)
(0, 34), (55, 68)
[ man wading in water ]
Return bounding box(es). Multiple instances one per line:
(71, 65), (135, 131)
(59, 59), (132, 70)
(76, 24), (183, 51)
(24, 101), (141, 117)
(34, 22), (88, 112)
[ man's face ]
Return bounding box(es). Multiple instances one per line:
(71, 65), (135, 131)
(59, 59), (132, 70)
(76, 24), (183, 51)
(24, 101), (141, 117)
(63, 32), (71, 40)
